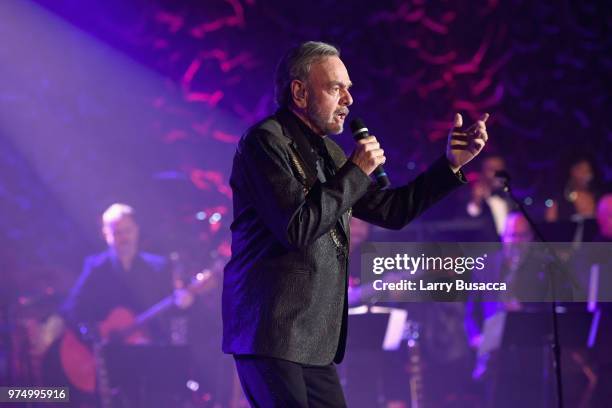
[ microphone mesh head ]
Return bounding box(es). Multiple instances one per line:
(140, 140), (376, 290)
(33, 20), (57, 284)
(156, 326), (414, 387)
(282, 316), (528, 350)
(350, 118), (367, 136)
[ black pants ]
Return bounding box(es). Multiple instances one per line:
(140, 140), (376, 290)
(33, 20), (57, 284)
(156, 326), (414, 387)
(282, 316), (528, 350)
(234, 355), (347, 408)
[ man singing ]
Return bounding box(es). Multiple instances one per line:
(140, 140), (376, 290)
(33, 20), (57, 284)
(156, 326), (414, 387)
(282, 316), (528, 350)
(223, 41), (489, 407)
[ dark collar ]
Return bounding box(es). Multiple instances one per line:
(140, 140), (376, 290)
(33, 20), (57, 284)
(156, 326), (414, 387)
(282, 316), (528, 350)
(274, 108), (350, 239)
(276, 108), (328, 153)
(108, 249), (141, 273)
(273, 108), (320, 185)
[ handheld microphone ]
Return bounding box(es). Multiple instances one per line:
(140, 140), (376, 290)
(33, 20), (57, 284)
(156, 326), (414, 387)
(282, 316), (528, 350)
(350, 118), (391, 190)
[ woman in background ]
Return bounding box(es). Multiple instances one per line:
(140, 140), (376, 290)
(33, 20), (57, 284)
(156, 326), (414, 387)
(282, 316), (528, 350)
(545, 155), (603, 222)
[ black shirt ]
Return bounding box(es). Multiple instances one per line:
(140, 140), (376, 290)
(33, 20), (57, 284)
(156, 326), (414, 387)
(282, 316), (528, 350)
(62, 250), (174, 342)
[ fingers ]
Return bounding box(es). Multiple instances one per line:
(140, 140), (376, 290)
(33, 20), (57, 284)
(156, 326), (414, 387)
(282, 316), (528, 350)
(459, 113), (490, 132)
(357, 135), (377, 144)
(450, 112), (489, 138)
(453, 113), (463, 129)
(351, 135), (386, 175)
(372, 153), (386, 166)
(356, 148), (386, 169)
(364, 142), (381, 151)
(472, 138), (486, 151)
(465, 120), (486, 134)
(357, 135), (381, 151)
(449, 130), (469, 151)
(477, 128), (488, 142)
(450, 127), (487, 150)
(471, 113), (490, 131)
(467, 127), (488, 143)
(371, 148), (385, 158)
(364, 135), (384, 161)
(447, 112), (490, 167)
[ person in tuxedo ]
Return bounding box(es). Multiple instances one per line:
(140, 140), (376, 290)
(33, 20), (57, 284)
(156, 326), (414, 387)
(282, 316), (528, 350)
(223, 41), (490, 407)
(465, 154), (513, 240)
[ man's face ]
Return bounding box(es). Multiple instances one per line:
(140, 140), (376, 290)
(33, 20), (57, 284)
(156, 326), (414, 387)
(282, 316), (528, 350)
(597, 196), (612, 239)
(103, 216), (139, 257)
(304, 56), (353, 135)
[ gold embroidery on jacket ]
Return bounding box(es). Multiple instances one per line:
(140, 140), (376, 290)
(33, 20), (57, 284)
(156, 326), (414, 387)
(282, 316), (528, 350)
(288, 148), (310, 194)
(287, 148), (350, 252)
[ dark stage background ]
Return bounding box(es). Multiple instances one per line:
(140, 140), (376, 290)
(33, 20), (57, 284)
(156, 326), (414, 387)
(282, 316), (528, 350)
(0, 0), (610, 407)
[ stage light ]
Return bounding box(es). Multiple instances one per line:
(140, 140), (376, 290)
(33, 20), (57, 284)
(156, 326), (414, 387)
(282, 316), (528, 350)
(186, 380), (199, 392)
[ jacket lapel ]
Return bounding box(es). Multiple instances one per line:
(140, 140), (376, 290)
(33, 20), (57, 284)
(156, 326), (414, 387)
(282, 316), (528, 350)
(324, 138), (351, 240)
(276, 109), (351, 242)
(276, 110), (320, 188)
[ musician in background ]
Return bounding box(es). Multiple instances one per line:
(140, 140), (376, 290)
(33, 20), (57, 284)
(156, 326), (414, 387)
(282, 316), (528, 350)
(62, 203), (192, 408)
(465, 211), (552, 407)
(569, 193), (612, 299)
(63, 203), (181, 340)
(545, 155), (603, 223)
(465, 154), (513, 240)
(465, 212), (542, 350)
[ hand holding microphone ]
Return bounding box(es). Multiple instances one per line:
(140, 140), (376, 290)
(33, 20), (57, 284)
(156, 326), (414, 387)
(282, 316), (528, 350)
(350, 118), (391, 189)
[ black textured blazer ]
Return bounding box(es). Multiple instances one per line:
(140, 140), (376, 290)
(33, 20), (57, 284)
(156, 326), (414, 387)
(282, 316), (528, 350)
(222, 108), (466, 365)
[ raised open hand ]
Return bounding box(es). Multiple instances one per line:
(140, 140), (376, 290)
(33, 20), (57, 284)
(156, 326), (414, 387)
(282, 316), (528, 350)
(446, 113), (489, 172)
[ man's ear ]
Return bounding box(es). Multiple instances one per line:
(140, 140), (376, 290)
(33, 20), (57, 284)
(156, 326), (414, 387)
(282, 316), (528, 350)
(290, 79), (308, 109)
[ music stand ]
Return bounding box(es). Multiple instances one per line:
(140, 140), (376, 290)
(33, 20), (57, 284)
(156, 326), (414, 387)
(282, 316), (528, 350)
(479, 310), (595, 355)
(103, 344), (191, 405)
(346, 306), (408, 351)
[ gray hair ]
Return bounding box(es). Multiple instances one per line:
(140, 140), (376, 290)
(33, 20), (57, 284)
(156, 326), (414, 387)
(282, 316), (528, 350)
(102, 203), (135, 225)
(274, 41), (340, 108)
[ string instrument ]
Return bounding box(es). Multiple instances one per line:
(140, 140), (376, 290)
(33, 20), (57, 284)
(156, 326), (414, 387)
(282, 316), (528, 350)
(59, 271), (212, 395)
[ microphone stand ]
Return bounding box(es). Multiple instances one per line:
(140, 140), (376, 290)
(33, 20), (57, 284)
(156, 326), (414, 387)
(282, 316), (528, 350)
(496, 171), (572, 408)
